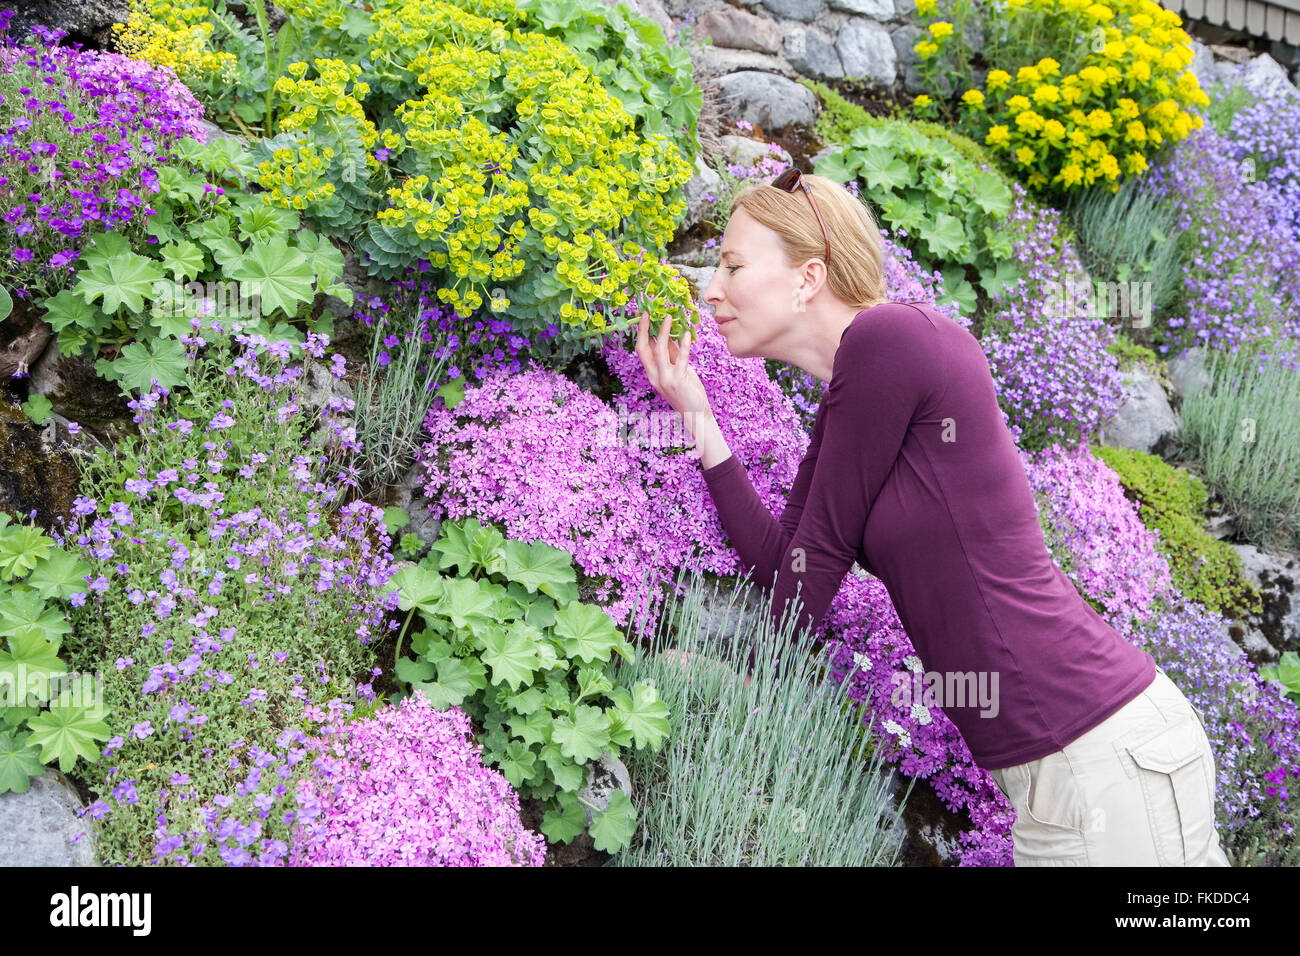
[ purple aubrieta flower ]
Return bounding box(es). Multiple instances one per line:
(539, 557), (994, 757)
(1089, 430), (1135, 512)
(130, 721), (153, 740)
(207, 412), (235, 430)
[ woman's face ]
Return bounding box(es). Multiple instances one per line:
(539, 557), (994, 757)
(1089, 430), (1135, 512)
(702, 207), (809, 359)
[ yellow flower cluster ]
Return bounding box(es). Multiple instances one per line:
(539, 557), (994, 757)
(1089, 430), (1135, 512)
(368, 2), (691, 330)
(255, 60), (388, 212)
(920, 0), (1207, 192)
(111, 0), (236, 83)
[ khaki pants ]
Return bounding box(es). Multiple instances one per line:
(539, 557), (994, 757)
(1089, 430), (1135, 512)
(989, 667), (1231, 866)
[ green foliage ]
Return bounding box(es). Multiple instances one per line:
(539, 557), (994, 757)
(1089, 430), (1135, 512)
(352, 307), (451, 491)
(43, 137), (350, 390)
(907, 0), (1210, 198)
(511, 0), (702, 165)
(0, 515), (100, 795)
(388, 515), (669, 854)
(64, 333), (386, 865)
(20, 394), (53, 426)
(608, 568), (910, 866)
(803, 77), (1023, 318)
(1176, 340), (1300, 552)
(1090, 445), (1263, 619)
(1260, 651), (1300, 704)
(1063, 173), (1183, 326)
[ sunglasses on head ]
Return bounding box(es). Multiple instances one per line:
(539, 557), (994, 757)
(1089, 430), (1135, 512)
(770, 167), (831, 267)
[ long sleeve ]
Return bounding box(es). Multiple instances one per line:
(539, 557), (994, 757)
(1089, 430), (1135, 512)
(700, 404), (824, 589)
(702, 306), (942, 641)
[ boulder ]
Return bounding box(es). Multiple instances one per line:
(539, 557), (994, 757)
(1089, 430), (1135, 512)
(1228, 544), (1300, 660)
(715, 70), (820, 131)
(758, 0), (823, 22)
(1166, 346), (1212, 403)
(784, 25), (846, 80)
(715, 134), (793, 174)
(828, 0), (895, 18)
(0, 0), (129, 47)
(681, 152), (723, 231)
(837, 18), (899, 85)
(576, 751), (634, 828)
(0, 770), (98, 866)
(1239, 52), (1300, 101)
(1098, 365), (1180, 455)
(696, 7), (783, 54)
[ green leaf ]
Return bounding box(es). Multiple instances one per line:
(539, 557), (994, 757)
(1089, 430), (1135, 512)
(918, 211), (968, 259)
(26, 550), (92, 602)
(434, 375), (465, 410)
(589, 790), (636, 853)
(1, 705), (38, 729)
(857, 149), (911, 192)
(76, 233), (165, 314)
(381, 507), (409, 536)
(0, 630), (68, 686)
(507, 707), (553, 747)
(20, 394), (52, 425)
(42, 288), (108, 339)
(550, 704), (610, 764)
(0, 730), (44, 794)
(0, 525), (54, 581)
(295, 229), (346, 287)
(503, 538), (578, 598)
(439, 576), (500, 631)
(497, 739), (540, 789)
(607, 681), (670, 751)
(0, 587), (73, 645)
(481, 623), (542, 691)
(411, 655), (483, 709)
(106, 338), (189, 393)
(157, 240), (205, 282)
(228, 238), (315, 318)
(25, 701), (111, 773)
(394, 655), (435, 685)
(553, 602), (630, 665)
(388, 563), (444, 613)
(539, 741), (587, 792)
(971, 169), (1012, 217)
(505, 686), (545, 715)
(0, 284), (11, 321)
(539, 790), (586, 843)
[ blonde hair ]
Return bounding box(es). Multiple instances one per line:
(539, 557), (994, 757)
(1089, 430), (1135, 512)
(728, 173), (889, 312)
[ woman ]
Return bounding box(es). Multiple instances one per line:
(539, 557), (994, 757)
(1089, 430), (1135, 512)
(634, 169), (1230, 867)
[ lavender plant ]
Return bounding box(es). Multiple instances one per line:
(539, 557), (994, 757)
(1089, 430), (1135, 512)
(609, 567), (909, 866)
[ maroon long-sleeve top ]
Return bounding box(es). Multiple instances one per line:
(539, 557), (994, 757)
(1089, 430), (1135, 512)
(700, 299), (1155, 769)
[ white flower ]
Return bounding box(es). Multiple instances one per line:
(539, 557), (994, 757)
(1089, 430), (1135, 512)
(882, 719), (903, 736)
(897, 731), (912, 749)
(851, 651), (873, 672)
(911, 702), (932, 725)
(903, 654), (923, 674)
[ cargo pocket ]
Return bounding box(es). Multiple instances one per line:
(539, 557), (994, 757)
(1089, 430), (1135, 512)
(1007, 753), (1090, 865)
(1125, 719), (1216, 867)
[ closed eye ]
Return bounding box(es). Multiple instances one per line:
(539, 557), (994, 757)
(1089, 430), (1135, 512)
(726, 266), (739, 274)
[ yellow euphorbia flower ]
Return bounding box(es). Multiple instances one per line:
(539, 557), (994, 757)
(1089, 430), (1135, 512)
(928, 21), (954, 38)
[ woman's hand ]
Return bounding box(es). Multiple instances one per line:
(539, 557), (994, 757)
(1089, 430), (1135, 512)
(634, 311), (710, 417)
